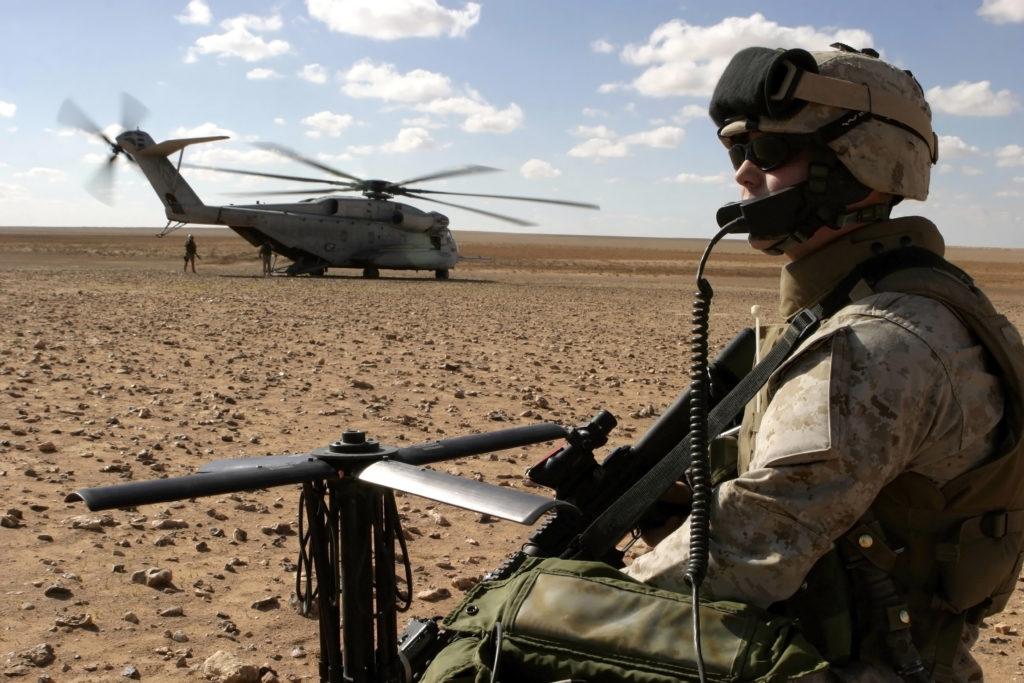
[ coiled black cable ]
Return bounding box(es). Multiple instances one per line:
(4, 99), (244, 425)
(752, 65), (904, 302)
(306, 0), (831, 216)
(685, 223), (737, 683)
(685, 277), (713, 591)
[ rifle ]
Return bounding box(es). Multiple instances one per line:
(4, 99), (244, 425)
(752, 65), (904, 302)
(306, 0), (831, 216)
(399, 327), (755, 678)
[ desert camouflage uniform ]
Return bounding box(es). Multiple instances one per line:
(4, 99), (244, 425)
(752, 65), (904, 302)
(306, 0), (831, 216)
(625, 216), (1005, 681)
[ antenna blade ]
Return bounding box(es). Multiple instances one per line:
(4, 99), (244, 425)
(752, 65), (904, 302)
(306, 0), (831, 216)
(358, 460), (576, 525)
(66, 456), (337, 511)
(396, 423), (567, 464)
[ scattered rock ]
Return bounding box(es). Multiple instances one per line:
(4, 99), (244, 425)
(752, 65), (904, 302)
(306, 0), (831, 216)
(201, 650), (260, 683)
(416, 587), (451, 602)
(54, 613), (94, 629)
(43, 583), (73, 599)
(131, 567), (175, 589)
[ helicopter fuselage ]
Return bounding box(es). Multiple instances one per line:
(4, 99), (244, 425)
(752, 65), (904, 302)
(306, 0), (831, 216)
(119, 129), (460, 278)
(209, 198), (459, 275)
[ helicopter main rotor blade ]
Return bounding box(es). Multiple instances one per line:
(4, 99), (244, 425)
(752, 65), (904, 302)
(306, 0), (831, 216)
(407, 188), (600, 211)
(397, 164), (501, 187)
(183, 163), (358, 188)
(120, 92), (149, 131)
(225, 187), (346, 197)
(253, 142), (364, 183)
(411, 194), (537, 227)
(57, 98), (116, 147)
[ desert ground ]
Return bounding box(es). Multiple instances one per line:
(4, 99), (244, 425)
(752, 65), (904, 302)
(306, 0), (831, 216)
(1, 227), (1022, 682)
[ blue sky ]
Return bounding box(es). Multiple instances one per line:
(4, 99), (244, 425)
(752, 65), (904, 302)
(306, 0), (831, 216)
(1, 0), (1023, 248)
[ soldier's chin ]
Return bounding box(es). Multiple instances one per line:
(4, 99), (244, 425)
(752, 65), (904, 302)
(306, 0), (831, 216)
(748, 236), (783, 254)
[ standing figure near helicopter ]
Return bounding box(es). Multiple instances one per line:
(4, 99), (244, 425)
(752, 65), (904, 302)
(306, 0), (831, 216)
(259, 241), (273, 277)
(183, 233), (198, 273)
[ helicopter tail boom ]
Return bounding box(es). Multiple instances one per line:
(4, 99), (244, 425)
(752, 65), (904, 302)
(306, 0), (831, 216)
(117, 130), (225, 223)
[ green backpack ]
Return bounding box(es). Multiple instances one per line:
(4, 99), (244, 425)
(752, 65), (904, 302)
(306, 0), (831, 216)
(420, 556), (829, 682)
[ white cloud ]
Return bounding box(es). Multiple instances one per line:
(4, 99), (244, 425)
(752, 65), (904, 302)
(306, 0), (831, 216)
(570, 124), (616, 139)
(246, 68), (280, 80)
(622, 126), (685, 149)
(177, 0), (211, 25)
(568, 138), (630, 159)
(672, 104), (707, 124)
(416, 94), (522, 133)
(665, 172), (730, 184)
(401, 115), (445, 129)
(520, 159), (562, 179)
(172, 122), (236, 138)
(926, 81), (1019, 116)
(185, 13), (290, 63)
(186, 146), (282, 168)
(568, 125), (684, 159)
(299, 64), (328, 84)
(995, 144), (1024, 167)
(0, 181), (30, 201)
(14, 167), (66, 182)
(0, 100), (15, 118)
(978, 0), (1024, 23)
(962, 166), (984, 176)
(301, 111), (356, 138)
(343, 59), (452, 102)
(611, 13), (873, 98)
(306, 0), (481, 40)
(937, 135), (982, 160)
(379, 127), (440, 152)
(223, 14), (284, 32)
(591, 39), (614, 54)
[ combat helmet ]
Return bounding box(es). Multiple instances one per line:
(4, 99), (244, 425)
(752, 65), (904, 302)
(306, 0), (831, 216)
(710, 43), (938, 201)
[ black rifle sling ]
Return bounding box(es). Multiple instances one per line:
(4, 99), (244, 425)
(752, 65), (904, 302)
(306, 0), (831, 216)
(565, 246), (959, 562)
(565, 305), (823, 560)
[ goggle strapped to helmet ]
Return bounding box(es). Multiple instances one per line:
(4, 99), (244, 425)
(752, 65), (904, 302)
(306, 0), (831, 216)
(711, 47), (938, 164)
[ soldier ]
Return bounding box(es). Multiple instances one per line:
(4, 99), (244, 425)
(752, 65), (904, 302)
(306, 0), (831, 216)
(259, 241), (273, 276)
(422, 45), (1024, 683)
(623, 44), (1024, 681)
(183, 233), (198, 273)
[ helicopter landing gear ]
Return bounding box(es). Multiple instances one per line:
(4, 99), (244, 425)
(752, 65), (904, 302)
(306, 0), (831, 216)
(362, 267), (380, 279)
(435, 269), (449, 280)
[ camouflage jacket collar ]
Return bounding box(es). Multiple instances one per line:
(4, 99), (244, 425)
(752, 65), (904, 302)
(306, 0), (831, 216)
(778, 217), (945, 319)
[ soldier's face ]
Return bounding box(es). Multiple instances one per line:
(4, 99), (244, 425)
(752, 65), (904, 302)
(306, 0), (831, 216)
(733, 132), (812, 201)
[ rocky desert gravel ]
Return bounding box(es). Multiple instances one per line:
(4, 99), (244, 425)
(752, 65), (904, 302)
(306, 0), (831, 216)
(1, 227), (1022, 681)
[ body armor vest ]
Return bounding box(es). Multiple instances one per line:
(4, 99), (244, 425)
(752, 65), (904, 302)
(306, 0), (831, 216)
(739, 250), (1024, 679)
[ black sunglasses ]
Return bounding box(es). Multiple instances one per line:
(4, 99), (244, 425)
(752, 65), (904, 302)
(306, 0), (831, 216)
(724, 134), (813, 171)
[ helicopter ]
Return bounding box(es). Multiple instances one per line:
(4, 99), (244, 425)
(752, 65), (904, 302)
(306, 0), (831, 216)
(57, 95), (600, 279)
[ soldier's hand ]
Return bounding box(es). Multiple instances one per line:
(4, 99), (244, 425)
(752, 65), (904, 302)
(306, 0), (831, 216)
(638, 480), (691, 547)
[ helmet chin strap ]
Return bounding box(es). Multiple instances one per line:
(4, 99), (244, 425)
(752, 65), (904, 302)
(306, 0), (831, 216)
(716, 159), (892, 255)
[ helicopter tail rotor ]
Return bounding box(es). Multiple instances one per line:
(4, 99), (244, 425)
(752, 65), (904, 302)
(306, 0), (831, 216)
(57, 93), (150, 204)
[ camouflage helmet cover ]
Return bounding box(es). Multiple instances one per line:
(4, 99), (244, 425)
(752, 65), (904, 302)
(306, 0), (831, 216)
(711, 45), (937, 200)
